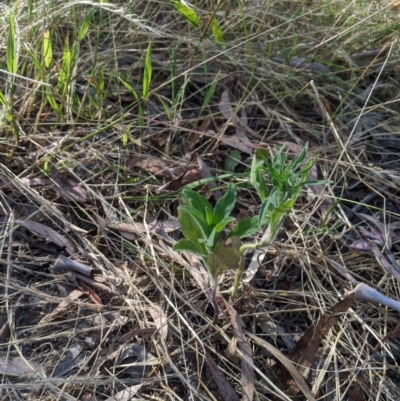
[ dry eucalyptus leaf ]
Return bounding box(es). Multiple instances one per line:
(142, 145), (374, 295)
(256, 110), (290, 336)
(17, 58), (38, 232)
(17, 219), (76, 256)
(246, 332), (316, 401)
(204, 350), (240, 401)
(148, 305), (168, 341)
(224, 300), (254, 401)
(40, 289), (84, 324)
(52, 344), (84, 377)
(51, 166), (87, 202)
(104, 384), (144, 401)
(0, 357), (45, 379)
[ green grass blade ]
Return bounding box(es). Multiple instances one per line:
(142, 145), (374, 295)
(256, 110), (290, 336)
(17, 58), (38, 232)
(143, 42), (152, 99)
(199, 71), (220, 117)
(7, 13), (17, 74)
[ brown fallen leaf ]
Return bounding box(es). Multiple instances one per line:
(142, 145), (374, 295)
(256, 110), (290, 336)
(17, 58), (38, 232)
(78, 281), (103, 306)
(129, 155), (189, 180)
(373, 324), (400, 354)
(148, 305), (168, 342)
(204, 350), (240, 401)
(51, 165), (87, 202)
(40, 289), (84, 324)
(219, 89), (253, 155)
(277, 294), (355, 398)
(246, 331), (316, 401)
(197, 154), (222, 200)
(156, 170), (190, 192)
(17, 219), (76, 256)
(72, 273), (117, 295)
(224, 300), (254, 401)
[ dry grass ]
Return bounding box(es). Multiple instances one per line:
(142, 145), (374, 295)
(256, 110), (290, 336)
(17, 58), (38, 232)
(1, 0), (400, 400)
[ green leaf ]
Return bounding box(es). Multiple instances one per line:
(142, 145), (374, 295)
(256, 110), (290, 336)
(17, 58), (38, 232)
(258, 197), (272, 229)
(203, 229), (217, 249)
(224, 150), (241, 172)
(178, 206), (211, 244)
(78, 10), (93, 41)
(173, 239), (207, 257)
(143, 41), (152, 98)
(275, 198), (295, 213)
(250, 155), (269, 201)
(182, 188), (213, 222)
(7, 13), (17, 75)
(58, 39), (71, 96)
(171, 0), (199, 28)
(42, 28), (52, 68)
(209, 16), (226, 49)
(213, 183), (236, 224)
(214, 216), (236, 233)
(289, 142), (308, 170)
(205, 206), (214, 226)
(205, 236), (242, 280)
(228, 216), (259, 239)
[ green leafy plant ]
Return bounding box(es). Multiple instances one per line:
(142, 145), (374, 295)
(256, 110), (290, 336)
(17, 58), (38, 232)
(173, 143), (328, 322)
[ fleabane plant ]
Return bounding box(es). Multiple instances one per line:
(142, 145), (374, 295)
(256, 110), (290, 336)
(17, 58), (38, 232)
(173, 144), (327, 321)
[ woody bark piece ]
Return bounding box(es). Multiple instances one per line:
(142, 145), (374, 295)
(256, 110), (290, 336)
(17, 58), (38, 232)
(53, 255), (94, 278)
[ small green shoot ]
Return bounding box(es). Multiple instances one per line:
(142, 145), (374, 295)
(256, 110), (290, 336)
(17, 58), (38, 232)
(173, 143), (329, 321)
(143, 42), (152, 99)
(171, 0), (200, 28)
(7, 13), (17, 75)
(209, 15), (226, 49)
(42, 28), (53, 68)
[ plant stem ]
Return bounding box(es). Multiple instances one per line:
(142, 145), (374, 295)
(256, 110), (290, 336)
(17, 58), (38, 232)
(211, 280), (219, 324)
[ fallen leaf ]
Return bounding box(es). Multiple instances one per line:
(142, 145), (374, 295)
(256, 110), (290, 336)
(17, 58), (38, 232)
(129, 155), (189, 180)
(52, 344), (84, 377)
(20, 177), (52, 186)
(104, 384), (144, 401)
(246, 332), (316, 401)
(224, 300), (254, 401)
(40, 290), (84, 323)
(110, 219), (180, 237)
(73, 273), (117, 295)
(156, 170), (190, 192)
(219, 89), (253, 154)
(276, 294), (355, 398)
(51, 166), (87, 202)
(0, 357), (45, 379)
(197, 154), (222, 200)
(225, 337), (240, 364)
(373, 324), (400, 354)
(204, 350), (240, 401)
(17, 219), (76, 256)
(78, 280), (103, 306)
(148, 305), (168, 342)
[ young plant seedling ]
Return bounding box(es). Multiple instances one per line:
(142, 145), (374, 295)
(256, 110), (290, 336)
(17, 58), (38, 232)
(173, 143), (328, 323)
